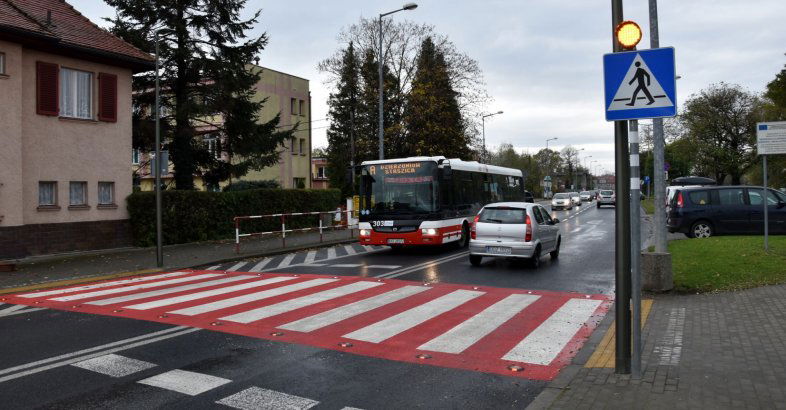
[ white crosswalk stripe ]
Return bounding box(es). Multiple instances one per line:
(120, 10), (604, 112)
(418, 294), (540, 354)
(366, 265), (401, 269)
(206, 265), (221, 270)
(72, 353), (156, 377)
(226, 262), (248, 272)
(18, 272), (192, 298)
(168, 278), (338, 316)
(326, 247), (337, 260)
(502, 298), (602, 365)
(343, 245), (357, 255)
(279, 285), (430, 333)
(304, 250), (317, 264)
(0, 304), (28, 316)
(362, 245), (375, 252)
(276, 253), (297, 269)
(86, 275), (254, 306)
(344, 289), (484, 343)
(332, 264), (362, 268)
(138, 369), (231, 396)
(222, 281), (383, 324)
(248, 258), (273, 272)
(124, 276), (298, 310)
(217, 386), (319, 410)
(50, 274), (223, 302)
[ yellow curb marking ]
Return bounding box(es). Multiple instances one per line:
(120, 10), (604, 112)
(0, 268), (165, 295)
(585, 299), (654, 368)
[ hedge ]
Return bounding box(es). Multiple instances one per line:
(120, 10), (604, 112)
(127, 188), (342, 246)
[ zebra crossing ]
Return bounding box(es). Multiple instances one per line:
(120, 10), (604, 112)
(5, 271), (611, 380)
(206, 244), (391, 273)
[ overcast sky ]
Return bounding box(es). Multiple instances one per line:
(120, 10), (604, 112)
(81, 0), (786, 175)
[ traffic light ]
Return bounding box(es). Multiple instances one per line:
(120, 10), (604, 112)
(615, 20), (642, 49)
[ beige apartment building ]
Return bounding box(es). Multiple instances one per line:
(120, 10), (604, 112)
(0, 0), (154, 259)
(134, 66), (312, 191)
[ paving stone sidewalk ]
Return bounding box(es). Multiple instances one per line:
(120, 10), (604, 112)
(530, 284), (786, 409)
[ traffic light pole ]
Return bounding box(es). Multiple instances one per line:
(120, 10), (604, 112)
(611, 0), (632, 375)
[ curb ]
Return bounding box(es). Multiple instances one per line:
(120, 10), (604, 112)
(0, 236), (357, 295)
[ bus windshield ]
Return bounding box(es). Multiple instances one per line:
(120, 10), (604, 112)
(361, 161), (438, 215)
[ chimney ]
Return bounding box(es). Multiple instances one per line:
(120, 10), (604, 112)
(45, 10), (53, 27)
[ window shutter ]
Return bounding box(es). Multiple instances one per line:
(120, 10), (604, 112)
(36, 62), (59, 116)
(98, 73), (118, 122)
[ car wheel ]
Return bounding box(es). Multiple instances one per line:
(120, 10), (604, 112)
(529, 246), (541, 269)
(550, 238), (560, 260)
(597, 203), (601, 208)
(689, 221), (713, 238)
(469, 255), (482, 266)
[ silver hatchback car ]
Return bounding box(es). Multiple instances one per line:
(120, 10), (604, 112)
(469, 202), (562, 268)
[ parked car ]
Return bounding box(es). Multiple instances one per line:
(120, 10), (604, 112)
(580, 191), (593, 202)
(523, 190), (535, 203)
(667, 186), (786, 238)
(551, 193), (573, 210)
(469, 202), (561, 268)
(597, 190), (615, 208)
(570, 192), (582, 206)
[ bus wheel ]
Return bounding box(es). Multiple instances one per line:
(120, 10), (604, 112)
(457, 223), (470, 248)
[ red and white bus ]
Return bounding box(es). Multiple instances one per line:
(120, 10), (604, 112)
(357, 156), (526, 247)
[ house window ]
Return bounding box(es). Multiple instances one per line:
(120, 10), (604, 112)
(204, 135), (221, 159)
(69, 181), (87, 206)
(299, 100), (305, 116)
(0, 52), (5, 75)
(39, 181), (57, 206)
(291, 98), (298, 115)
(98, 182), (115, 205)
(317, 166), (327, 179)
(60, 68), (93, 119)
(132, 148), (140, 165)
(299, 138), (305, 155)
(293, 177), (306, 189)
(291, 138), (297, 155)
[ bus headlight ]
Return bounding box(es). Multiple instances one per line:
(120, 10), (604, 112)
(359, 229), (371, 237)
(421, 228), (438, 236)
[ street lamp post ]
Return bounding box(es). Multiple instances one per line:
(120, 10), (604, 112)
(590, 160), (598, 189)
(583, 155), (593, 190)
(378, 2), (418, 160)
(154, 30), (163, 268)
(545, 137), (558, 151)
(574, 148), (585, 190)
(481, 111), (503, 162)
(544, 138), (558, 197)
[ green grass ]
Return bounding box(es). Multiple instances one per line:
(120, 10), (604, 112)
(670, 236), (786, 293)
(641, 197), (655, 215)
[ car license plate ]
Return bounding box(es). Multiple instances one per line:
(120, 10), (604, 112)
(387, 239), (405, 244)
(486, 246), (511, 255)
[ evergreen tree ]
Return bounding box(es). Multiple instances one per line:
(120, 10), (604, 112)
(106, 0), (292, 190)
(326, 43), (361, 198)
(404, 37), (470, 159)
(355, 49), (397, 160)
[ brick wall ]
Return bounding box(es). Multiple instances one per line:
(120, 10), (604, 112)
(0, 219), (131, 259)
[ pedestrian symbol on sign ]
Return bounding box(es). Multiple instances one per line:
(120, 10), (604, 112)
(607, 54), (673, 112)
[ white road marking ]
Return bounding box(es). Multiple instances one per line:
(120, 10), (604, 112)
(0, 307), (47, 317)
(327, 247), (337, 260)
(276, 253), (297, 269)
(138, 369), (231, 396)
(206, 265), (221, 270)
(418, 294), (541, 354)
(0, 304), (28, 316)
(302, 263), (327, 267)
(376, 252), (469, 279)
(248, 258), (273, 272)
(362, 245), (375, 252)
(344, 289), (484, 343)
(304, 251), (317, 264)
(332, 264), (362, 268)
(86, 275), (254, 306)
(124, 276), (298, 310)
(216, 386), (319, 410)
(18, 272), (192, 298)
(502, 298), (602, 365)
(0, 327), (197, 383)
(366, 265), (401, 269)
(50, 274), (223, 302)
(226, 262), (248, 272)
(71, 353), (156, 378)
(221, 281), (383, 324)
(279, 286), (430, 333)
(168, 279), (338, 316)
(343, 245), (357, 255)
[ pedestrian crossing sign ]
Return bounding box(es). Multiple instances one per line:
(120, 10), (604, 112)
(603, 47), (676, 121)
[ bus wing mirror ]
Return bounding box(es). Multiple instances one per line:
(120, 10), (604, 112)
(443, 165), (452, 179)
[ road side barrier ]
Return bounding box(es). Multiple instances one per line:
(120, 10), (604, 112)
(233, 209), (356, 254)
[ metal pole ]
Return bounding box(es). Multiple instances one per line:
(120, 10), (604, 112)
(351, 110), (356, 194)
(612, 0), (632, 375)
(482, 116), (486, 162)
(378, 16), (384, 160)
(629, 120), (642, 378)
(764, 155), (769, 251)
(154, 32), (163, 268)
(649, 0), (668, 253)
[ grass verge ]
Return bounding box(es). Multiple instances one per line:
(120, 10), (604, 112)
(641, 197), (655, 215)
(670, 236), (786, 293)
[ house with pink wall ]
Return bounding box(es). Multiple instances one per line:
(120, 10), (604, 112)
(0, 0), (154, 259)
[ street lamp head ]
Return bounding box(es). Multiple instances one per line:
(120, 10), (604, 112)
(403, 2), (418, 10)
(496, 110), (504, 114)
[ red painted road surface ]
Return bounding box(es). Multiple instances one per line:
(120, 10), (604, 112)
(3, 270), (611, 380)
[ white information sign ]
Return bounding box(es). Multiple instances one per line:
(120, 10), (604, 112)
(757, 121), (786, 155)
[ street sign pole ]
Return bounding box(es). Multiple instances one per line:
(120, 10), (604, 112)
(611, 0), (632, 375)
(629, 120), (642, 378)
(757, 121), (786, 250)
(649, 0), (668, 254)
(763, 155), (768, 251)
(154, 31), (163, 268)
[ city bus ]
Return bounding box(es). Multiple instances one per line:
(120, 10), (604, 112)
(357, 156), (525, 247)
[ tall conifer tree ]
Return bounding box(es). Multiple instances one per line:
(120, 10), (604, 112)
(326, 43), (361, 197)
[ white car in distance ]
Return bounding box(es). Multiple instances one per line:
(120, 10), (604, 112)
(551, 193), (573, 210)
(469, 203), (561, 269)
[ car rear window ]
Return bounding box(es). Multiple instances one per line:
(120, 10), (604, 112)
(478, 207), (526, 224)
(554, 193), (569, 199)
(688, 190), (710, 205)
(717, 188), (744, 205)
(600, 190), (613, 195)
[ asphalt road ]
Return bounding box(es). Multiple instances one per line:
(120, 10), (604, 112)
(0, 201), (618, 409)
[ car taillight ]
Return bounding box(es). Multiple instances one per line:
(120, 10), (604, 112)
(525, 214), (532, 242)
(471, 215), (479, 239)
(676, 192), (684, 208)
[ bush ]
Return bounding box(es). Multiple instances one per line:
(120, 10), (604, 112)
(222, 180), (280, 191)
(127, 188), (342, 246)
